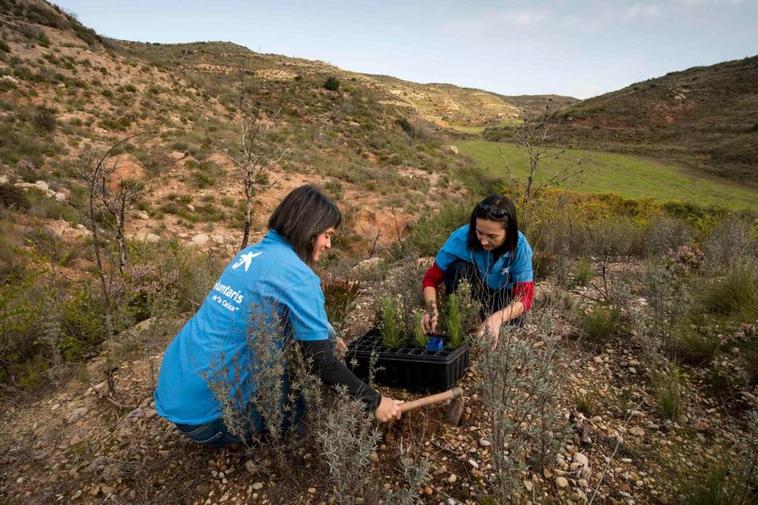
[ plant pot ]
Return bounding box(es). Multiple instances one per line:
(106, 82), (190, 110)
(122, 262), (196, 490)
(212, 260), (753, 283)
(345, 329), (470, 392)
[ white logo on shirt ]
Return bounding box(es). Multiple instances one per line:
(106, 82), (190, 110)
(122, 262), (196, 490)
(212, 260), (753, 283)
(232, 251), (262, 272)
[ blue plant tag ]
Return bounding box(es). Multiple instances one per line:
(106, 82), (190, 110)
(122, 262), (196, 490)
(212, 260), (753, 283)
(426, 337), (444, 352)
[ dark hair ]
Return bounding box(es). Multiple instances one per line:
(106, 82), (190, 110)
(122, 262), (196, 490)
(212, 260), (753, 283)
(268, 185), (342, 263)
(466, 195), (519, 258)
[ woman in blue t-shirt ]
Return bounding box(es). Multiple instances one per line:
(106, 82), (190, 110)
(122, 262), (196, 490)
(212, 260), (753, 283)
(155, 185), (402, 448)
(421, 195), (535, 344)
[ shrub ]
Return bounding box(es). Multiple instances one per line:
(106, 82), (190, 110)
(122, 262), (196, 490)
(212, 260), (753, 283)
(703, 216), (756, 267)
(0, 40), (10, 53)
(0, 184), (30, 210)
(393, 200), (471, 259)
(322, 276), (361, 334)
(323, 76), (340, 91)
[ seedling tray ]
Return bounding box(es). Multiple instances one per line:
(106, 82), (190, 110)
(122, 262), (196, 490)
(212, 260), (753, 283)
(345, 329), (469, 392)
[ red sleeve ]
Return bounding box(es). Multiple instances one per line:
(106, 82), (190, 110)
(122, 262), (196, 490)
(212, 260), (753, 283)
(513, 281), (534, 311)
(422, 262), (445, 289)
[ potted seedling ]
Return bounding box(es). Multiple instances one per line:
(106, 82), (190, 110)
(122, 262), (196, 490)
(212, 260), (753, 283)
(345, 279), (479, 392)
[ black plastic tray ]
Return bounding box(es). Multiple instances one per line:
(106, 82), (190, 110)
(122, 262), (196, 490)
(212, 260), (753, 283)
(345, 329), (469, 392)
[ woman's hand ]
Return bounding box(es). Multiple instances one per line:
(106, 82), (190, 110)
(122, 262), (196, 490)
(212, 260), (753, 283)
(476, 312), (504, 347)
(375, 396), (402, 423)
(422, 307), (439, 334)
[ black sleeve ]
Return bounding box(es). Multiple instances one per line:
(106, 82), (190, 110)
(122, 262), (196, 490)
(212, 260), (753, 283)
(298, 339), (381, 412)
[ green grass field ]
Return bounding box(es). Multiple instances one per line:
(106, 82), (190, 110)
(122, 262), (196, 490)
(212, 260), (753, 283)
(456, 140), (758, 212)
(446, 119), (522, 135)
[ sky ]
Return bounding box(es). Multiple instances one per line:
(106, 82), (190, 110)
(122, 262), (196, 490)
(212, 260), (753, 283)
(54, 0), (758, 99)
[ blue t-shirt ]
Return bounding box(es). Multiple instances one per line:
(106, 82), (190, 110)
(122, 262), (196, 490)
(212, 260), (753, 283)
(154, 230), (330, 425)
(435, 225), (533, 290)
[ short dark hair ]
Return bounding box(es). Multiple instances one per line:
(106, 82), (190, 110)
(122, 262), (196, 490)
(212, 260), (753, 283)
(466, 195), (519, 258)
(267, 185), (342, 263)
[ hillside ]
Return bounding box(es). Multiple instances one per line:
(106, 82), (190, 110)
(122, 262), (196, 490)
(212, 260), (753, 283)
(485, 56), (758, 184)
(1, 3), (757, 505)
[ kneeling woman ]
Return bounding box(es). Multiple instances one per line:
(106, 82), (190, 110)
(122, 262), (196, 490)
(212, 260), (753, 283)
(421, 195), (535, 342)
(155, 185), (402, 448)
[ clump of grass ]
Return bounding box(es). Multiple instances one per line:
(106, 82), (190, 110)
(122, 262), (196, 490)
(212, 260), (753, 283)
(669, 324), (720, 365)
(581, 305), (621, 342)
(650, 365), (682, 420)
(699, 260), (758, 322)
(573, 255), (593, 286)
(574, 390), (598, 416)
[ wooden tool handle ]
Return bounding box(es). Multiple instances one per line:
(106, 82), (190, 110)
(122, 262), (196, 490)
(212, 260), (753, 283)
(399, 387), (463, 413)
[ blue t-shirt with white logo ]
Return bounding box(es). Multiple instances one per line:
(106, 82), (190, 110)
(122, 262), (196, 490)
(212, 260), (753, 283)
(154, 230), (330, 425)
(435, 225), (533, 290)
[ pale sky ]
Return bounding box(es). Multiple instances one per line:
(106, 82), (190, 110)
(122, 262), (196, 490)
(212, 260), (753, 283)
(55, 0), (758, 99)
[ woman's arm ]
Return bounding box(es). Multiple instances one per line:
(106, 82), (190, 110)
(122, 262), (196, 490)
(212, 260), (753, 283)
(422, 264), (444, 333)
(298, 339), (402, 422)
(476, 281), (534, 340)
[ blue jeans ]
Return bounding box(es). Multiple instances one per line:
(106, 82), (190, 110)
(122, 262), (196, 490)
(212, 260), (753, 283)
(176, 393), (306, 448)
(176, 417), (244, 448)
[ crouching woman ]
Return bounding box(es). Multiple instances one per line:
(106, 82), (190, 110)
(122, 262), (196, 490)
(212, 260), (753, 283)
(421, 195), (535, 345)
(154, 185), (402, 448)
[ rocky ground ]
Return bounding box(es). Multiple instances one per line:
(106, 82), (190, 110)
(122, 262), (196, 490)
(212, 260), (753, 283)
(1, 274), (755, 504)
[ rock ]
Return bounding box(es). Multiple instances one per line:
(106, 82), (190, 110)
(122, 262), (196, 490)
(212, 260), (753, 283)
(191, 233), (209, 245)
(135, 210), (150, 220)
(54, 192), (67, 202)
(252, 482), (264, 490)
(127, 407), (144, 422)
(34, 180), (49, 191)
(555, 476), (569, 488)
(573, 452), (589, 467)
(479, 438), (491, 447)
(66, 407), (88, 424)
(447, 474), (457, 484)
(444, 145), (459, 155)
(629, 427), (645, 437)
(308, 488), (316, 494)
(468, 459), (479, 469)
(0, 175), (8, 184)
(351, 257), (382, 273)
(523, 480), (533, 492)
(0, 75), (19, 85)
(369, 452), (379, 463)
(423, 486), (433, 495)
(212, 234), (225, 244)
(692, 419), (709, 432)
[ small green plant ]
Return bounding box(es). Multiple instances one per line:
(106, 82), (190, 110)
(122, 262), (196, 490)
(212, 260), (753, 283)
(323, 76), (340, 91)
(445, 293), (464, 348)
(651, 365), (682, 420)
(379, 296), (404, 349)
(413, 311), (428, 349)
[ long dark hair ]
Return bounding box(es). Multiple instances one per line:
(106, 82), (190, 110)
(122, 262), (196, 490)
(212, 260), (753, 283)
(268, 185), (342, 263)
(466, 195), (519, 258)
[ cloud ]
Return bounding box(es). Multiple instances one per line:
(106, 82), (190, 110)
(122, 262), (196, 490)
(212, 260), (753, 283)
(621, 3), (664, 22)
(439, 8), (550, 37)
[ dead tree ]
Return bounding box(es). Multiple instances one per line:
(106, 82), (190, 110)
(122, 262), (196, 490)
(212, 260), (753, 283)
(225, 78), (287, 250)
(501, 104), (584, 204)
(76, 135), (142, 310)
